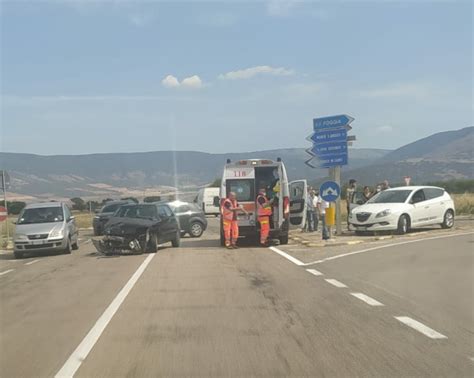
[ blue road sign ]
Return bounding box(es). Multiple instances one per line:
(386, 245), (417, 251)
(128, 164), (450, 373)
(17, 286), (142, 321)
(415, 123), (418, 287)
(310, 141), (348, 156)
(320, 181), (341, 202)
(319, 154), (348, 168)
(313, 114), (354, 130)
(309, 128), (347, 145)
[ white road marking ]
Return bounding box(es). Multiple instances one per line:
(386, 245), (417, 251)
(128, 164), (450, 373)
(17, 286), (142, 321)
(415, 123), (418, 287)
(83, 239), (92, 245)
(350, 292), (384, 306)
(269, 246), (304, 266)
(25, 259), (40, 266)
(395, 316), (447, 339)
(304, 231), (474, 266)
(306, 268), (323, 276)
(55, 253), (155, 378)
(325, 279), (347, 288)
(0, 269), (14, 276)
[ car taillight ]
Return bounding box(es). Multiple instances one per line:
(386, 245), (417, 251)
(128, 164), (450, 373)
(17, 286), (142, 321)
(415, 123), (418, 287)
(283, 196), (290, 219)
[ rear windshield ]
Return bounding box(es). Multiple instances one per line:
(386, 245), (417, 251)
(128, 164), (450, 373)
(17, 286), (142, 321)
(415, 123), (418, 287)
(18, 207), (64, 224)
(368, 190), (412, 204)
(115, 205), (157, 219)
(226, 179), (254, 202)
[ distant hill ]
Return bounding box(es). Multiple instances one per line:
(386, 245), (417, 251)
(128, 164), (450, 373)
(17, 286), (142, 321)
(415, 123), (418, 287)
(339, 127), (474, 186)
(0, 148), (389, 200)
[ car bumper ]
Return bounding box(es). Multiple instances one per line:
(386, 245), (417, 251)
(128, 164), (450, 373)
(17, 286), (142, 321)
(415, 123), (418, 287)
(14, 238), (67, 252)
(349, 215), (398, 231)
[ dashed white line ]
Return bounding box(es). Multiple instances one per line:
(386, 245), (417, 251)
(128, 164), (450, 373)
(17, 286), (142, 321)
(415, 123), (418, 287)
(55, 253), (155, 378)
(350, 292), (384, 306)
(25, 259), (40, 266)
(269, 246), (305, 266)
(0, 269), (14, 276)
(325, 279), (347, 288)
(395, 316), (447, 339)
(306, 268), (323, 276)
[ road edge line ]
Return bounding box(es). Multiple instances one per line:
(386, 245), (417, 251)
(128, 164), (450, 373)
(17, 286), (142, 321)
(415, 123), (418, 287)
(269, 246), (305, 266)
(55, 253), (155, 378)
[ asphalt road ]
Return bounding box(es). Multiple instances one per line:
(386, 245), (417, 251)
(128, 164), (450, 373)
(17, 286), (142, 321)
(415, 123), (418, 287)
(0, 219), (472, 377)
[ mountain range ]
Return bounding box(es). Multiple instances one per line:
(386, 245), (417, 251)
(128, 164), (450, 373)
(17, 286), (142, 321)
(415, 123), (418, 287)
(1, 127), (472, 201)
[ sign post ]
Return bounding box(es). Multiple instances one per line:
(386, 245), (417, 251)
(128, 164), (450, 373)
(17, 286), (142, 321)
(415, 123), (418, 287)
(319, 179), (341, 239)
(306, 115), (355, 236)
(1, 170), (9, 246)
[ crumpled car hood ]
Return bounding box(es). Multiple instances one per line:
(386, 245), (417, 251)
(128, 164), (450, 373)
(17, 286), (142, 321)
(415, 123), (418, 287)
(104, 217), (160, 237)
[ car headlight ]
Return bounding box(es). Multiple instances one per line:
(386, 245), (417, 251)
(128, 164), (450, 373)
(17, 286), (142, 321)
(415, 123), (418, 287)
(376, 209), (391, 218)
(14, 233), (27, 241)
(94, 215), (100, 219)
(49, 226), (65, 239)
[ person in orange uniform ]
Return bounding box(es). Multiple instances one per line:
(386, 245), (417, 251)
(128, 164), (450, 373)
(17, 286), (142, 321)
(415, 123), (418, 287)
(256, 187), (274, 247)
(222, 192), (248, 249)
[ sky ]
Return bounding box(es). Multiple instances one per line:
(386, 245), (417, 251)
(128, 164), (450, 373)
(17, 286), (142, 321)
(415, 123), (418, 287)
(1, 0), (472, 155)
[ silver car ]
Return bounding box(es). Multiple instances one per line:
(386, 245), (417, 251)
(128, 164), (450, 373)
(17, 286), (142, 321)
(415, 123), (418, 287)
(13, 202), (79, 259)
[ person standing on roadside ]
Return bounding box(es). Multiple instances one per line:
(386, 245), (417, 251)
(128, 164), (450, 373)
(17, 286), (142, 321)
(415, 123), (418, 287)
(346, 179), (357, 229)
(317, 194), (329, 240)
(382, 180), (390, 191)
(221, 192), (248, 249)
(312, 190), (319, 232)
(362, 186), (372, 202)
(256, 188), (273, 247)
(305, 188), (316, 232)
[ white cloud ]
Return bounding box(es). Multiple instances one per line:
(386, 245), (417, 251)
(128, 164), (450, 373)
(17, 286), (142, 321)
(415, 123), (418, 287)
(129, 14), (153, 27)
(376, 125), (394, 133)
(161, 75), (180, 89)
(359, 83), (430, 99)
(161, 74), (203, 89)
(218, 65), (295, 80)
(266, 0), (300, 17)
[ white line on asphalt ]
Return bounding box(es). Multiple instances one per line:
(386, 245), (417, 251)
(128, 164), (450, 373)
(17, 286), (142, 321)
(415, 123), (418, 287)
(303, 231), (474, 266)
(83, 239), (92, 245)
(269, 246), (305, 266)
(306, 268), (323, 276)
(350, 292), (384, 306)
(55, 253), (155, 378)
(25, 259), (40, 266)
(395, 316), (447, 339)
(325, 279), (347, 288)
(0, 269), (14, 276)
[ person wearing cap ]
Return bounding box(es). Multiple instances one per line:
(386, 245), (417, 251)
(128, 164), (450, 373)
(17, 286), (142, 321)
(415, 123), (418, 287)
(346, 179), (357, 229)
(256, 187), (274, 246)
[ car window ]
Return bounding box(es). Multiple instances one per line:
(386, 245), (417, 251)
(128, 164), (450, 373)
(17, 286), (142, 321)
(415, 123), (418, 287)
(116, 205), (157, 219)
(18, 207), (64, 224)
(368, 190), (412, 204)
(411, 189), (426, 204)
(158, 205), (174, 218)
(424, 188), (444, 200)
(64, 206), (72, 220)
(226, 179), (254, 202)
(102, 203), (121, 213)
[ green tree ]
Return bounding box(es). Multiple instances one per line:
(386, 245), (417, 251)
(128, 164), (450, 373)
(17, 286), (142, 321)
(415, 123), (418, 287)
(144, 196), (161, 203)
(0, 201), (26, 215)
(121, 197), (139, 203)
(70, 197), (86, 211)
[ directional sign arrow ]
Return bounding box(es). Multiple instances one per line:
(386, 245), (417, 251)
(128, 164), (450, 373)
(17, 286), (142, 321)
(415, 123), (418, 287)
(304, 157), (318, 169)
(310, 141), (348, 157)
(313, 114), (354, 130)
(310, 128), (347, 145)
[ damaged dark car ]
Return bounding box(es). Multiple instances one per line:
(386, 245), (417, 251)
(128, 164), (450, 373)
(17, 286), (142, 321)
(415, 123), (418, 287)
(92, 203), (181, 255)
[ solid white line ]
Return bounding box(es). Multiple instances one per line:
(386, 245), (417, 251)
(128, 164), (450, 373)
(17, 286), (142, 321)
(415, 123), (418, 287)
(303, 231), (474, 266)
(0, 269), (14, 276)
(350, 292), (384, 306)
(395, 316), (447, 339)
(55, 253), (155, 378)
(25, 259), (40, 266)
(306, 268), (323, 276)
(325, 279), (347, 288)
(269, 246), (305, 266)
(83, 239), (92, 245)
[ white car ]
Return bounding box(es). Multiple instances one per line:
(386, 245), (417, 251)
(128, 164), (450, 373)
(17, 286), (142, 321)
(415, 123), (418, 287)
(349, 186), (455, 234)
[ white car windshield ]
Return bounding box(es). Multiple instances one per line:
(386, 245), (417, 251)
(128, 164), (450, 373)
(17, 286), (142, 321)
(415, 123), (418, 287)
(368, 190), (412, 204)
(18, 207), (64, 224)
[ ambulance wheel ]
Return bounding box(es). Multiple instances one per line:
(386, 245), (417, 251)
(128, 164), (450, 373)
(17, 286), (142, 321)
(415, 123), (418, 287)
(279, 234), (289, 245)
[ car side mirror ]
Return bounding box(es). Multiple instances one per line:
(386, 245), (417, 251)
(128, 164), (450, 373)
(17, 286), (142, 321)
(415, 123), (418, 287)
(69, 216), (75, 221)
(213, 196), (220, 207)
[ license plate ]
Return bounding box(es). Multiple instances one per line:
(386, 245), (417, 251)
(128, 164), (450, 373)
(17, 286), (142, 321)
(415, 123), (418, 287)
(31, 240), (44, 245)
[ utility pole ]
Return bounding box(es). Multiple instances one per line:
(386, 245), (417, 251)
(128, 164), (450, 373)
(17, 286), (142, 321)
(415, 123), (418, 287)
(2, 170), (9, 244)
(334, 166), (342, 235)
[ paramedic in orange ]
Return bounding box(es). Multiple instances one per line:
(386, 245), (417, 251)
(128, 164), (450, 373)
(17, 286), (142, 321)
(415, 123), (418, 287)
(222, 192), (248, 249)
(256, 187), (273, 246)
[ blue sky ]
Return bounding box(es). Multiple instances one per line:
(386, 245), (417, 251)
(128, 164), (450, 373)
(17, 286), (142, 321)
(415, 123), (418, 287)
(1, 0), (472, 155)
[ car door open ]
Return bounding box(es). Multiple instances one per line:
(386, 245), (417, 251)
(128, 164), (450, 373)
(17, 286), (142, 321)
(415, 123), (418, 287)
(289, 179), (307, 229)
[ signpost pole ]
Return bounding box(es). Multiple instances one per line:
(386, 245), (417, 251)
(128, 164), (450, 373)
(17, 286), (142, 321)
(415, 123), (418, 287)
(334, 166), (342, 235)
(2, 170), (9, 245)
(327, 167), (334, 239)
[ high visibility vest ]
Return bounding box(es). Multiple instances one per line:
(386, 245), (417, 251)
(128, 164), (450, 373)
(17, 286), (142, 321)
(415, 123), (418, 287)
(257, 194), (272, 217)
(222, 198), (237, 221)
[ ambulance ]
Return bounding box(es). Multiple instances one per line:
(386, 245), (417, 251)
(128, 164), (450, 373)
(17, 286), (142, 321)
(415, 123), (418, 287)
(215, 158), (308, 246)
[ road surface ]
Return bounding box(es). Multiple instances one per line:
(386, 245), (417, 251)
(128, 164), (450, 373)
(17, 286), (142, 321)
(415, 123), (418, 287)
(0, 219), (472, 377)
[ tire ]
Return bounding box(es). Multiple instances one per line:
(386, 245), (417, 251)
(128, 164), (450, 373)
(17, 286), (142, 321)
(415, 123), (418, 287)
(180, 231), (186, 238)
(171, 230), (181, 247)
(14, 251), (23, 259)
(397, 215), (410, 235)
(147, 234), (159, 253)
(441, 210), (454, 229)
(64, 238), (72, 254)
(189, 222), (204, 238)
(72, 240), (79, 250)
(219, 222), (225, 246)
(279, 234), (289, 245)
